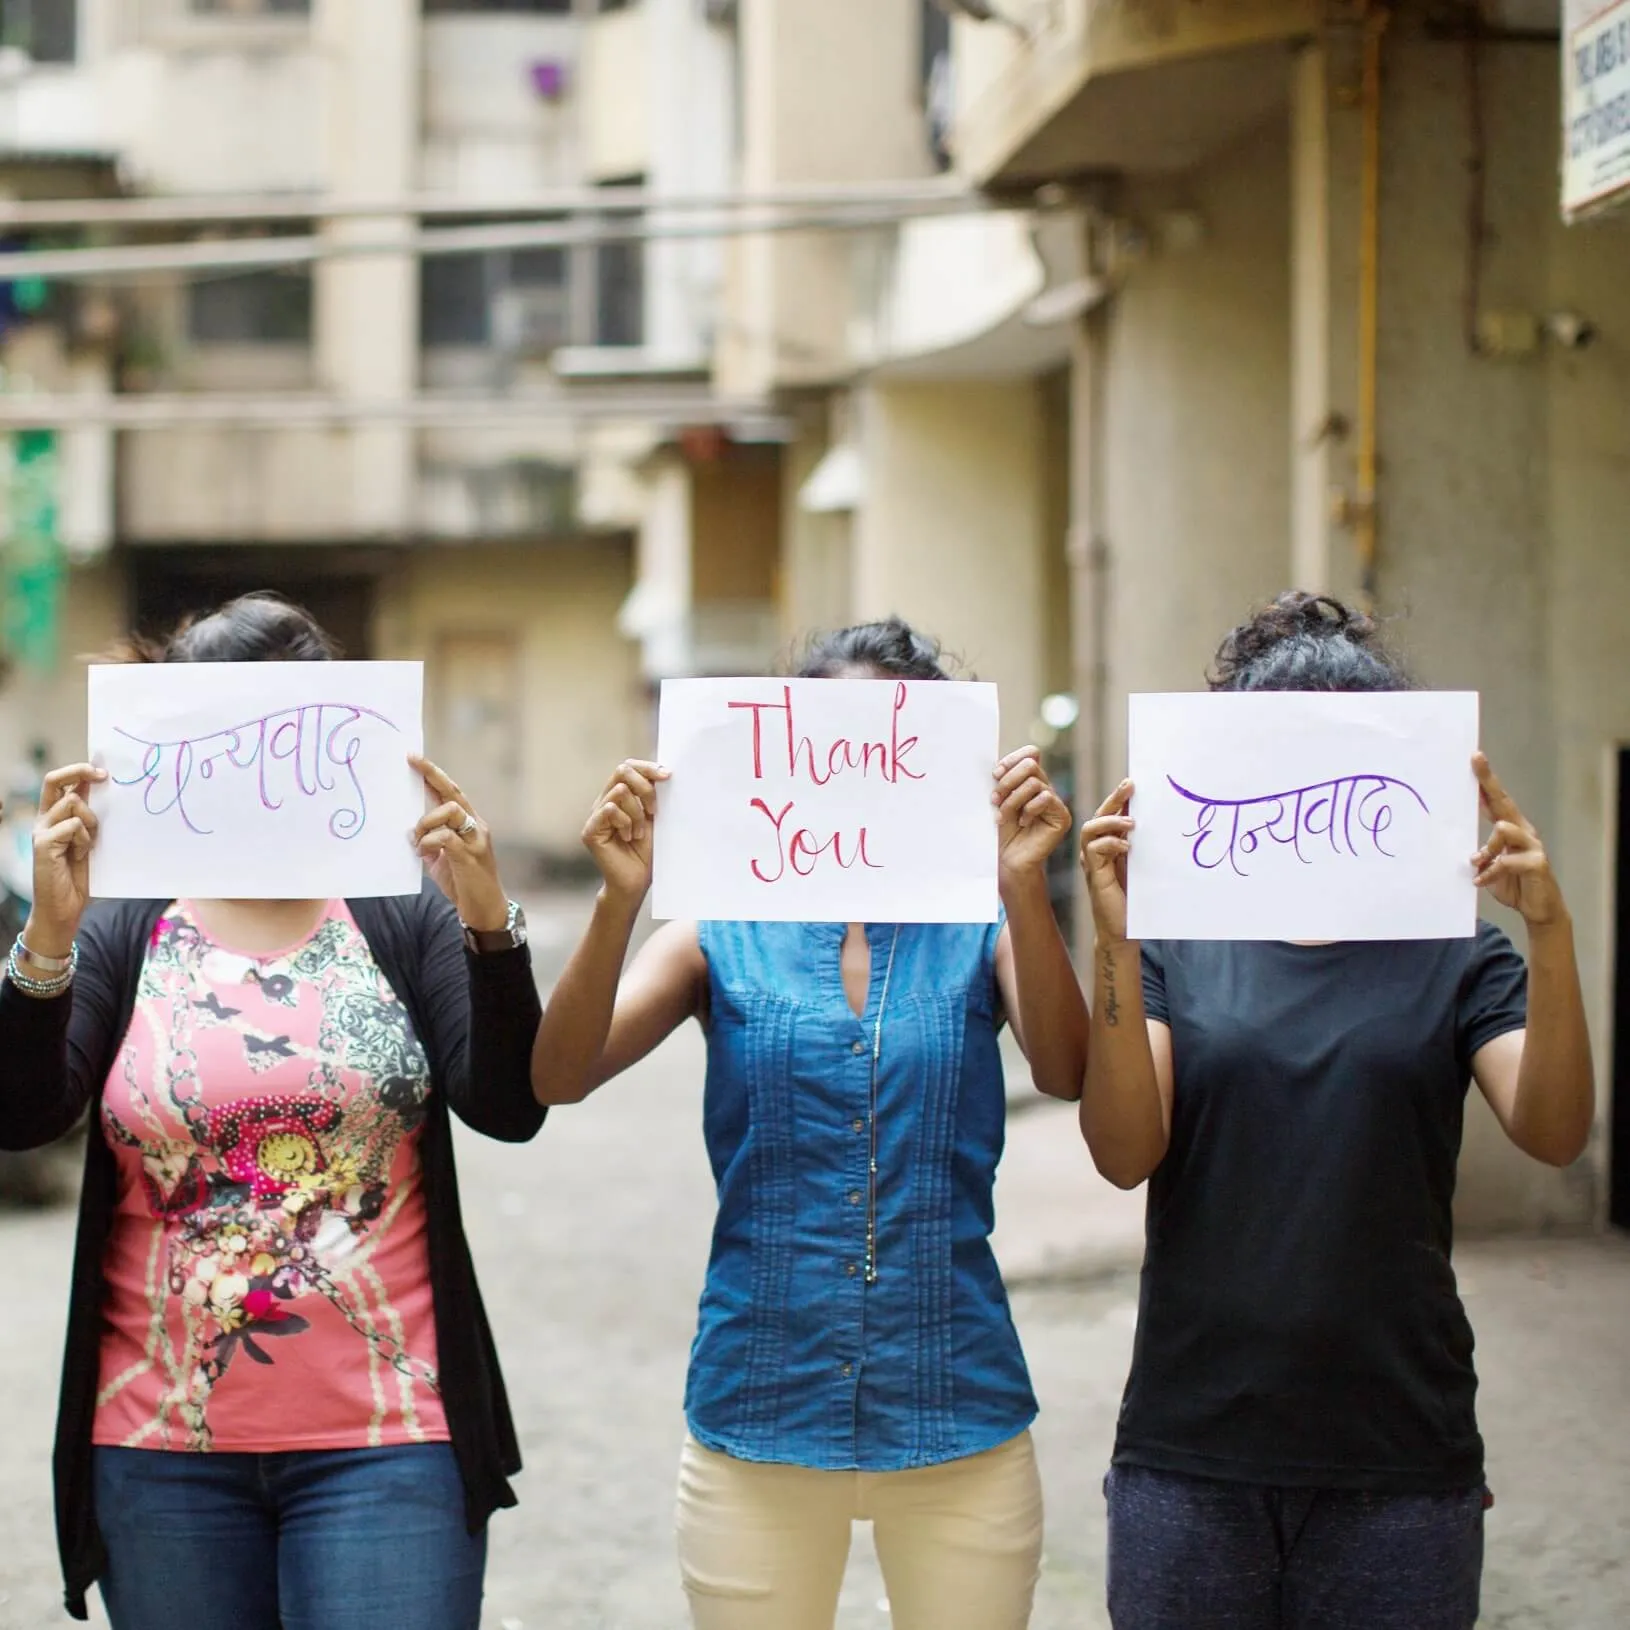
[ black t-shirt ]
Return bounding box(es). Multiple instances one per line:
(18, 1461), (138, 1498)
(1115, 925), (1528, 1493)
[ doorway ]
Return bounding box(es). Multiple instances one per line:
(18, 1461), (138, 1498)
(434, 632), (522, 837)
(128, 548), (382, 659)
(1612, 748), (1630, 1230)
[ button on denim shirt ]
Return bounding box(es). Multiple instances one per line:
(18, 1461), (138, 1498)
(685, 920), (1037, 1471)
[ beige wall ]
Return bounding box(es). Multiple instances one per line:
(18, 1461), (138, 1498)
(581, 6), (651, 182)
(1099, 113), (1294, 777)
(780, 405), (856, 647)
(375, 541), (641, 858)
(421, 13), (583, 193)
(1355, 32), (1630, 1229)
(853, 379), (1050, 742)
(1083, 28), (1630, 1229)
(719, 0), (937, 395)
(0, 562), (123, 778)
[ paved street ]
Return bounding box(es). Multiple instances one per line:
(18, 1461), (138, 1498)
(0, 895), (1626, 1628)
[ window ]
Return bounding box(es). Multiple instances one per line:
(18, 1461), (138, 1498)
(420, 236), (570, 351)
(593, 179), (644, 348)
(0, 0), (77, 62)
(423, 1), (573, 13)
(186, 270), (313, 345)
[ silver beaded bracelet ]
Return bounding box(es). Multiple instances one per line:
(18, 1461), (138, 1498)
(6, 938), (76, 998)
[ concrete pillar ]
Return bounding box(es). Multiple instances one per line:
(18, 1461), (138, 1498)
(851, 378), (1047, 746)
(1290, 25), (1371, 608)
(1067, 309), (1108, 967)
(313, 0), (419, 537)
(1290, 43), (1334, 594)
(645, 0), (734, 367)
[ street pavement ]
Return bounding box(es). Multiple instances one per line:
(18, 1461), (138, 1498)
(0, 892), (1625, 1627)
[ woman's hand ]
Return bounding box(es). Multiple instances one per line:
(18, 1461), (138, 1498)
(1079, 780), (1135, 944)
(993, 747), (1072, 884)
(583, 760), (669, 904)
(26, 763), (106, 958)
(1472, 754), (1567, 929)
(412, 756), (509, 932)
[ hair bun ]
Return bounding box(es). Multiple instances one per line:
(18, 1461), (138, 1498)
(1284, 591), (1376, 643)
(1207, 589), (1407, 693)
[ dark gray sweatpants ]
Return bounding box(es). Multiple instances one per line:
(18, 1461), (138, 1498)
(1105, 1464), (1486, 1630)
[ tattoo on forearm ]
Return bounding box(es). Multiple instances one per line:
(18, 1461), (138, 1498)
(1101, 948), (1121, 1028)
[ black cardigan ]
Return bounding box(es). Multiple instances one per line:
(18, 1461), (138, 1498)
(0, 883), (547, 1620)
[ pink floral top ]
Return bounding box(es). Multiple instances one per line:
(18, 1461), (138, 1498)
(94, 901), (449, 1453)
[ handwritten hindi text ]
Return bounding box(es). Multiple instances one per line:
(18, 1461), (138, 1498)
(114, 702), (398, 841)
(1168, 772), (1430, 876)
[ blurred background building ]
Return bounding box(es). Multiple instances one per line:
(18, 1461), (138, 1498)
(0, 0), (1627, 1237)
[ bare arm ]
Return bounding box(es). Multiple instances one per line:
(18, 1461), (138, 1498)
(991, 746), (1088, 1101)
(530, 757), (702, 1105)
(1077, 780), (1174, 1187)
(531, 908), (703, 1104)
(1465, 755), (1594, 1167)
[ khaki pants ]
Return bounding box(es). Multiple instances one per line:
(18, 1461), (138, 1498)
(676, 1431), (1044, 1630)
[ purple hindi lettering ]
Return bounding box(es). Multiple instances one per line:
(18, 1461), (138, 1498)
(1166, 772), (1430, 878)
(113, 703), (396, 839)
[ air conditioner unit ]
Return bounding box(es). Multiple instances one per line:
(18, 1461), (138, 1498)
(700, 0), (738, 24)
(491, 288), (570, 358)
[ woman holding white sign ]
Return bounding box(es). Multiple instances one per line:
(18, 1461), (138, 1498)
(0, 594), (546, 1630)
(533, 618), (1089, 1630)
(1078, 592), (1595, 1630)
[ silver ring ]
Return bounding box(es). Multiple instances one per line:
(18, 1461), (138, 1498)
(457, 813), (478, 836)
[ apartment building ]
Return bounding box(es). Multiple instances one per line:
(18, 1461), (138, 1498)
(673, 0), (1630, 1231)
(0, 0), (774, 862)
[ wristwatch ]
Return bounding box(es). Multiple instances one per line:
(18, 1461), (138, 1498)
(462, 899), (528, 954)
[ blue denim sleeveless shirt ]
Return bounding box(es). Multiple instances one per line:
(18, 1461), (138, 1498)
(685, 921), (1037, 1471)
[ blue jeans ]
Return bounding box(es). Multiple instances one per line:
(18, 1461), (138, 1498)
(1105, 1464), (1486, 1630)
(93, 1443), (487, 1630)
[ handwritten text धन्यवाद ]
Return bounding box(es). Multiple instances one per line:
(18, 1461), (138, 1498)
(113, 701), (398, 841)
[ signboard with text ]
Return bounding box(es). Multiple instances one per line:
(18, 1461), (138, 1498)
(1125, 691), (1481, 943)
(88, 661), (426, 900)
(1564, 0), (1630, 220)
(651, 677), (1000, 923)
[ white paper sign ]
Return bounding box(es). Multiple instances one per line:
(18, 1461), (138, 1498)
(88, 662), (426, 900)
(652, 677), (999, 923)
(1126, 691), (1480, 942)
(1563, 0), (1630, 220)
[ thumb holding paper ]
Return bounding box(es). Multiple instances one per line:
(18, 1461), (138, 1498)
(583, 759), (669, 904)
(27, 763), (107, 958)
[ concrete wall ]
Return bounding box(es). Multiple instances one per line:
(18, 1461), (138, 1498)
(120, 429), (359, 542)
(100, 34), (326, 195)
(1099, 113), (1294, 774)
(644, 0), (735, 369)
(718, 0), (937, 395)
(1085, 27), (1630, 1229)
(1351, 30), (1630, 1230)
(421, 14), (582, 193)
(581, 5), (650, 183)
(375, 540), (641, 859)
(779, 405), (856, 647)
(853, 379), (1050, 743)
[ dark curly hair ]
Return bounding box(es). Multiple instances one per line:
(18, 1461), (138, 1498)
(104, 591), (340, 665)
(795, 616), (952, 682)
(1208, 591), (1412, 693)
